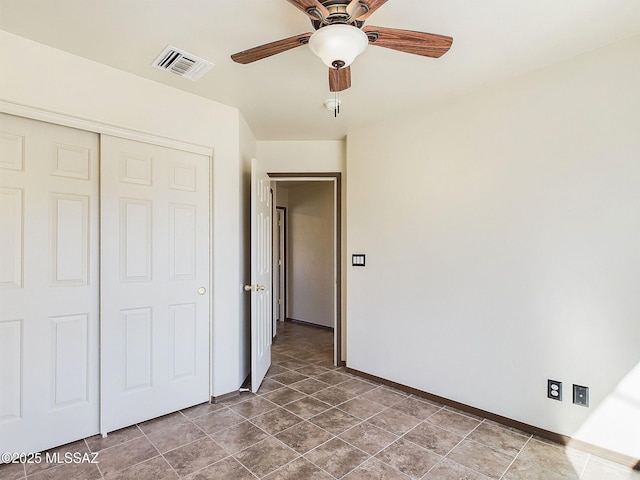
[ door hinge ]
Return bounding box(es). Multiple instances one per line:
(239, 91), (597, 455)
(278, 298), (282, 305)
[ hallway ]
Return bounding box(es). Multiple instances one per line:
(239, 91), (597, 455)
(2, 322), (637, 479)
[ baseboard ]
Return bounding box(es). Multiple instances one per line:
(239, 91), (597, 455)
(210, 391), (239, 404)
(346, 367), (640, 470)
(287, 317), (334, 331)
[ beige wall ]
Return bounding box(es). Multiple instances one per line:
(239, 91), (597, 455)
(346, 35), (640, 458)
(287, 182), (335, 328)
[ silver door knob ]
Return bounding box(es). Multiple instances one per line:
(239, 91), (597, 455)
(198, 287), (206, 295)
(244, 285), (254, 292)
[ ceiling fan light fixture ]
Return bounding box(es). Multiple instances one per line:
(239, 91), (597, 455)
(309, 24), (368, 68)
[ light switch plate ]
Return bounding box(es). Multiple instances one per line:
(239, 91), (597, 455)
(352, 254), (366, 267)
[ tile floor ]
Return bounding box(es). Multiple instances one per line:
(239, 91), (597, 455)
(2, 321), (639, 479)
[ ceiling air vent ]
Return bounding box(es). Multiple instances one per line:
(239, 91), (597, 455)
(152, 45), (214, 81)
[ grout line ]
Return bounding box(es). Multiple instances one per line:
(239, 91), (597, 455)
(498, 434), (532, 480)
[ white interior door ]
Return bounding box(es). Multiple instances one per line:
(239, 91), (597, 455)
(100, 135), (210, 434)
(0, 113), (99, 454)
(249, 158), (272, 393)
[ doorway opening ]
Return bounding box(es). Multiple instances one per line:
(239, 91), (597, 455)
(269, 173), (343, 366)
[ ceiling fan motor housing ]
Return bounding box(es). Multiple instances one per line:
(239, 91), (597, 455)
(309, 24), (369, 68)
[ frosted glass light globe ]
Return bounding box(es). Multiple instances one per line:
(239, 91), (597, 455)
(309, 24), (369, 69)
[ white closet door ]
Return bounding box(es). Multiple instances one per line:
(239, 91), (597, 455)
(0, 113), (100, 454)
(100, 135), (210, 434)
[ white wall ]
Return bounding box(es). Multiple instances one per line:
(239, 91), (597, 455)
(287, 183), (335, 328)
(346, 35), (640, 459)
(258, 140), (345, 173)
(0, 31), (254, 398)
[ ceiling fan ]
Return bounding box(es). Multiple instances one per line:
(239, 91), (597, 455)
(230, 0), (453, 94)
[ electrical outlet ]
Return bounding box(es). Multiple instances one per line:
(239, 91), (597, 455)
(573, 385), (589, 407)
(547, 379), (562, 401)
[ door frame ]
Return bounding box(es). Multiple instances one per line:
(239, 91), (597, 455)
(273, 206), (287, 331)
(269, 172), (343, 366)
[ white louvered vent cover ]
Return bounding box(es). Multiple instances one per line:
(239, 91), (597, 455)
(152, 46), (214, 81)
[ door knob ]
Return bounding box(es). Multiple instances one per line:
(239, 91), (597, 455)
(198, 287), (206, 295)
(244, 285), (265, 292)
(244, 285), (254, 292)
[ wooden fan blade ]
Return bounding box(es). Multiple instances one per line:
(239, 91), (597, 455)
(363, 26), (452, 58)
(285, 0), (330, 19)
(231, 33), (312, 64)
(354, 0), (389, 20)
(329, 66), (351, 92)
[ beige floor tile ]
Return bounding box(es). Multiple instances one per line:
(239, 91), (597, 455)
(338, 397), (387, 420)
(162, 437), (228, 477)
(361, 387), (408, 407)
(581, 456), (640, 480)
(146, 421), (205, 454)
(375, 438), (441, 479)
(290, 377), (332, 395)
(339, 378), (378, 396)
(262, 387), (306, 406)
(233, 437), (299, 478)
(309, 408), (362, 435)
(284, 396), (332, 420)
(447, 440), (515, 479)
(423, 459), (492, 480)
(426, 409), (481, 435)
(467, 422), (529, 456)
(28, 461), (102, 480)
(271, 371), (309, 385)
(313, 386), (357, 406)
(391, 397), (442, 420)
(264, 457), (334, 479)
(0, 461), (25, 480)
(516, 438), (589, 477)
(25, 440), (89, 477)
(179, 402), (226, 419)
(295, 364), (331, 377)
(185, 457), (255, 480)
(339, 422), (398, 455)
(257, 377), (286, 394)
(96, 437), (159, 480)
(315, 370), (351, 386)
(209, 421), (269, 455)
(304, 438), (370, 478)
(369, 408), (421, 436)
(343, 458), (411, 479)
(503, 457), (579, 480)
(110, 456), (178, 480)
(403, 421), (464, 456)
(276, 421), (334, 454)
(229, 396), (278, 419)
(192, 408), (245, 434)
(85, 425), (143, 453)
(138, 412), (188, 435)
(251, 407), (303, 435)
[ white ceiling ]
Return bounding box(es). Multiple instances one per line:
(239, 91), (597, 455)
(1, 1), (638, 141)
